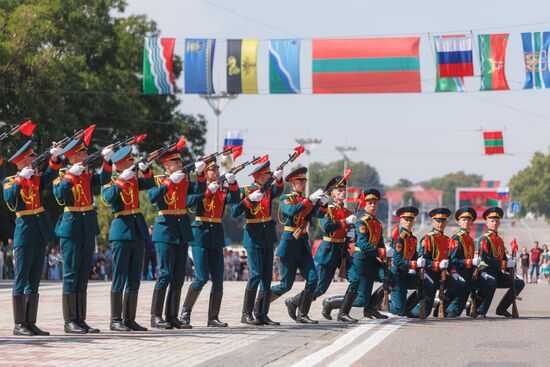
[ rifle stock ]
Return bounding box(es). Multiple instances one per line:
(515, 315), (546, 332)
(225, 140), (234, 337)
(418, 247), (427, 319)
(438, 270), (447, 318)
(510, 250), (519, 319)
(381, 256), (391, 311)
(469, 247), (482, 318)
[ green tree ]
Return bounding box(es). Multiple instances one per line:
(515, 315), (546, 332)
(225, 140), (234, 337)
(421, 171), (482, 210)
(509, 151), (550, 217)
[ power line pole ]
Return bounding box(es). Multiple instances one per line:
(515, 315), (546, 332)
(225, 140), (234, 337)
(295, 138), (322, 196)
(336, 146), (356, 208)
(200, 93), (237, 151)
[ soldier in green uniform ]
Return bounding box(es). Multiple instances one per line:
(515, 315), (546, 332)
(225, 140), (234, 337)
(102, 146), (155, 332)
(271, 167), (325, 324)
(231, 161), (284, 326)
(53, 132), (114, 333)
(476, 207), (525, 318)
(3, 140), (63, 336)
(180, 158), (240, 327)
(148, 149), (207, 329)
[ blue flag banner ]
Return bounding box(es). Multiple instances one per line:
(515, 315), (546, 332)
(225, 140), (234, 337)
(269, 39), (301, 94)
(521, 32), (550, 89)
(184, 38), (216, 94)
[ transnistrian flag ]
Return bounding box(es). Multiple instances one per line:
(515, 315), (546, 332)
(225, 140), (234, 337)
(480, 180), (501, 188)
(312, 37), (421, 93)
(184, 38), (216, 94)
(227, 39), (259, 94)
(435, 35), (474, 77)
(478, 34), (510, 91)
(223, 130), (244, 159)
(434, 35), (465, 92)
(269, 39), (301, 94)
(143, 37), (175, 95)
(483, 131), (505, 155)
(346, 187), (360, 203)
(521, 32), (550, 89)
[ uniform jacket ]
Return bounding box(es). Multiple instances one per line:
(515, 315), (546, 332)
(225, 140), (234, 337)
(391, 227), (418, 273)
(478, 230), (508, 275)
(315, 203), (352, 267)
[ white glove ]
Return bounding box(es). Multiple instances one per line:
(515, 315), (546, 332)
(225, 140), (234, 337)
(452, 273), (465, 282)
(439, 259), (449, 269)
(345, 214), (357, 225)
(102, 147), (114, 162)
(68, 163), (86, 176)
(195, 161), (206, 174)
(423, 272), (434, 285)
(18, 167), (34, 180)
(481, 272), (495, 281)
(208, 182), (219, 194)
(386, 246), (395, 258)
(346, 229), (355, 238)
(225, 172), (236, 184)
(472, 256), (481, 267)
(417, 256), (426, 268)
(507, 259), (516, 268)
(119, 168), (135, 181)
(408, 269), (417, 275)
(169, 171), (186, 184)
(248, 191), (264, 202)
(273, 169), (283, 180)
(309, 188), (324, 203)
(320, 194), (329, 205)
(138, 161), (148, 172)
(49, 145), (64, 158)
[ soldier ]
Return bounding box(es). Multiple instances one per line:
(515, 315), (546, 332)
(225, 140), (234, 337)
(408, 208), (454, 318)
(476, 207), (525, 318)
(148, 149), (207, 329)
(231, 160), (284, 326)
(53, 132), (114, 333)
(334, 189), (392, 323)
(3, 140), (63, 336)
(315, 176), (355, 319)
(271, 167), (325, 324)
(181, 158), (240, 327)
(102, 146), (155, 332)
(389, 207), (425, 316)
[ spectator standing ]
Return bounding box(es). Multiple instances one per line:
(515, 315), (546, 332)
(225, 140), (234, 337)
(519, 247), (530, 283)
(240, 251), (248, 281)
(5, 238), (14, 279)
(48, 248), (63, 280)
(530, 241), (543, 283)
(542, 258), (549, 284)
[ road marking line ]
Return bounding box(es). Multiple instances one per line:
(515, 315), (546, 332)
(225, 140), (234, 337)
(327, 318), (409, 367)
(291, 319), (386, 367)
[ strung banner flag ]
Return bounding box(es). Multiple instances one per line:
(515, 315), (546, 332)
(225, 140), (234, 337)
(312, 37), (421, 93)
(223, 130), (244, 159)
(434, 35), (465, 92)
(521, 32), (550, 89)
(483, 131), (505, 155)
(480, 180), (501, 188)
(497, 187), (510, 201)
(184, 39), (216, 94)
(478, 34), (510, 91)
(227, 39), (259, 94)
(143, 37), (175, 95)
(269, 39), (301, 94)
(435, 35), (474, 77)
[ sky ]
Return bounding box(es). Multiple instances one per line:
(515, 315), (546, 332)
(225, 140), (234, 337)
(124, 0), (550, 186)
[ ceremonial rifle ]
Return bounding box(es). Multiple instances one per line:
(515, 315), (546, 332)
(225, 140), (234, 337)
(418, 245), (427, 319)
(381, 225), (399, 312)
(82, 134), (147, 167)
(132, 136), (186, 172)
(180, 147), (234, 175)
(253, 145), (304, 195)
(0, 121), (36, 142)
(217, 155), (267, 185)
(437, 245), (451, 319)
(509, 238), (521, 319)
(469, 245), (482, 318)
(338, 185), (366, 280)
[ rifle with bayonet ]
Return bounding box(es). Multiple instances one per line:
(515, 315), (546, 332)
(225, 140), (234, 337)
(179, 147), (235, 175)
(31, 132), (78, 172)
(252, 145), (304, 195)
(437, 246), (451, 318)
(418, 245), (427, 319)
(131, 136), (186, 172)
(469, 246), (482, 318)
(0, 121), (36, 142)
(82, 134), (148, 167)
(217, 155), (267, 185)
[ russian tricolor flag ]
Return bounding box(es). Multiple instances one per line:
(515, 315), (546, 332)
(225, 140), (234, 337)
(435, 35), (474, 78)
(223, 130), (244, 159)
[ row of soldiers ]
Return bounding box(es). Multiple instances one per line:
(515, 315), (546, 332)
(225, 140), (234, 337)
(0, 128), (525, 336)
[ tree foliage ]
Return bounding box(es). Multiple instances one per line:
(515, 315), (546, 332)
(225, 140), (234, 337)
(509, 151), (550, 218)
(421, 171), (482, 210)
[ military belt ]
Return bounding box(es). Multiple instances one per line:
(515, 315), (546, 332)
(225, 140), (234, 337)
(323, 236), (346, 243)
(16, 207), (45, 217)
(64, 205), (94, 212)
(158, 209), (187, 216)
(246, 217), (272, 224)
(195, 216), (222, 223)
(283, 226), (297, 231)
(114, 208), (141, 218)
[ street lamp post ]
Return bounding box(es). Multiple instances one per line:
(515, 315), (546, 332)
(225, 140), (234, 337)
(295, 138), (322, 196)
(200, 93), (237, 151)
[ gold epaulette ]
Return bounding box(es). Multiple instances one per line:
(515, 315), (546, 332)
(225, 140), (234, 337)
(154, 174), (167, 186)
(2, 175), (15, 190)
(399, 230), (410, 240)
(361, 213), (374, 222)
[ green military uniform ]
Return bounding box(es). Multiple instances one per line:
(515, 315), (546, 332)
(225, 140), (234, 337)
(102, 146), (154, 332)
(53, 135), (112, 333)
(3, 141), (61, 336)
(231, 160), (284, 325)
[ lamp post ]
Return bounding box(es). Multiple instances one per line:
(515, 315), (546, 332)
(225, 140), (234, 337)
(295, 138), (322, 196)
(200, 93), (237, 151)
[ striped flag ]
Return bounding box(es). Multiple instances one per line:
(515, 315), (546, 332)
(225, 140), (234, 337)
(184, 39), (216, 94)
(483, 131), (505, 155)
(478, 34), (510, 91)
(227, 39), (259, 94)
(269, 39), (301, 94)
(497, 187), (510, 201)
(346, 187), (360, 203)
(312, 37), (421, 93)
(480, 180), (501, 188)
(521, 32), (550, 89)
(143, 37), (175, 95)
(223, 130), (244, 159)
(435, 35), (474, 77)
(434, 35), (465, 92)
